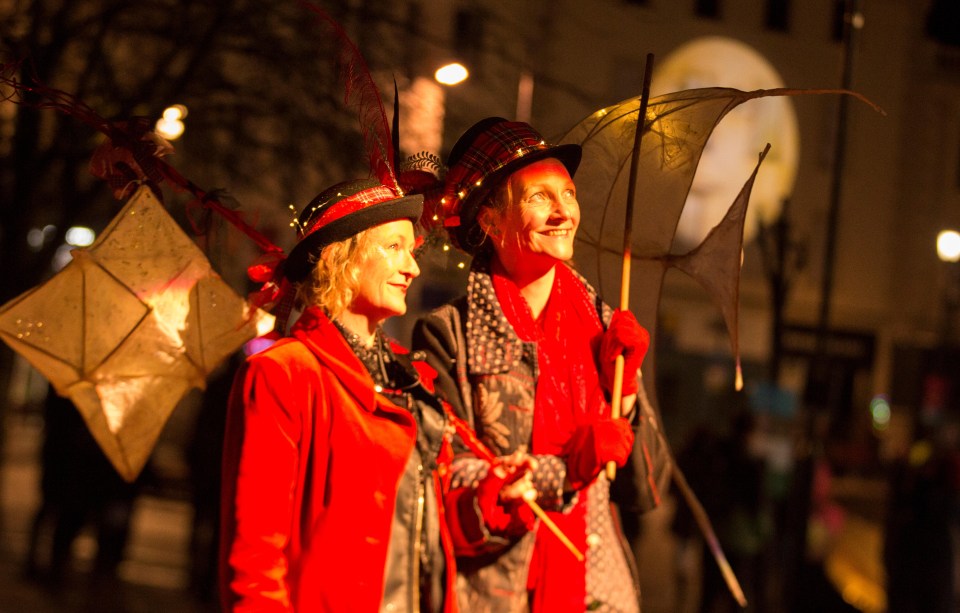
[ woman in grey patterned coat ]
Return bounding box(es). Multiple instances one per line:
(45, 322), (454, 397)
(413, 117), (670, 612)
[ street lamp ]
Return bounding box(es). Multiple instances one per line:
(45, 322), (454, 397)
(434, 62), (468, 86)
(936, 229), (960, 263)
(155, 104), (187, 141)
(937, 228), (960, 344)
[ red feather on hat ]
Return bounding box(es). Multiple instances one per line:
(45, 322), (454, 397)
(300, 1), (400, 193)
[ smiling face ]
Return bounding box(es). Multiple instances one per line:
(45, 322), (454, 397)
(345, 219), (420, 329)
(480, 158), (580, 274)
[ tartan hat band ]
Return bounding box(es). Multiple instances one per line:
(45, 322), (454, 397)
(300, 184), (399, 240)
(284, 178), (423, 283)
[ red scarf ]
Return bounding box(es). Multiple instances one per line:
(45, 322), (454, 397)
(492, 262), (609, 455)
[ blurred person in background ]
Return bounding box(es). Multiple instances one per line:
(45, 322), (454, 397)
(883, 413), (959, 613)
(24, 386), (139, 590)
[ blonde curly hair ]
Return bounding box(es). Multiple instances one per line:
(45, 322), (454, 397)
(294, 228), (376, 317)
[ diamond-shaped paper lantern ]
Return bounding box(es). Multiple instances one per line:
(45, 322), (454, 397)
(0, 186), (274, 480)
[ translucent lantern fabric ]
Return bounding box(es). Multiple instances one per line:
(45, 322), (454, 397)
(0, 186), (273, 481)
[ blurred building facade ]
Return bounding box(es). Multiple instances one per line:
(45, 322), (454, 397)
(376, 0), (960, 457)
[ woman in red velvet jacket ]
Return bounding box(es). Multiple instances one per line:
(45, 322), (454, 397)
(220, 178), (522, 612)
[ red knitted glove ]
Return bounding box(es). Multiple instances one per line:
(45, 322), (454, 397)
(599, 309), (650, 396)
(564, 418), (635, 490)
(476, 463), (536, 536)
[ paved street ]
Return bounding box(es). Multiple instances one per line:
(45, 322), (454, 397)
(0, 408), (891, 613)
(0, 411), (216, 613)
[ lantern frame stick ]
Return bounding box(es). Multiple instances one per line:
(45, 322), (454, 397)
(671, 462), (748, 607)
(439, 400), (584, 561)
(523, 490), (584, 561)
(607, 53), (654, 480)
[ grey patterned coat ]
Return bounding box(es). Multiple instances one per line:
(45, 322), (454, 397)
(412, 258), (671, 612)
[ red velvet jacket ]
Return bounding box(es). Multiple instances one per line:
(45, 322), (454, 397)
(219, 307), (457, 612)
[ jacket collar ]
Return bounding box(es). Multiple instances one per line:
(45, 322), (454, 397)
(464, 256), (527, 375)
(290, 307), (383, 413)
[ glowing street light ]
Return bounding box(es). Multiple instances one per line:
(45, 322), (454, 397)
(155, 104), (188, 140)
(434, 62), (469, 86)
(937, 228), (960, 344)
(65, 225), (96, 247)
(936, 229), (960, 263)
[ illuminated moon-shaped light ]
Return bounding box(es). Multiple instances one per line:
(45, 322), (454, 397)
(652, 37), (800, 252)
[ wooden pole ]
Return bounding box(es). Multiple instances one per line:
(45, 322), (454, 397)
(522, 490), (584, 561)
(607, 53), (654, 480)
(671, 464), (748, 607)
(440, 400), (584, 560)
